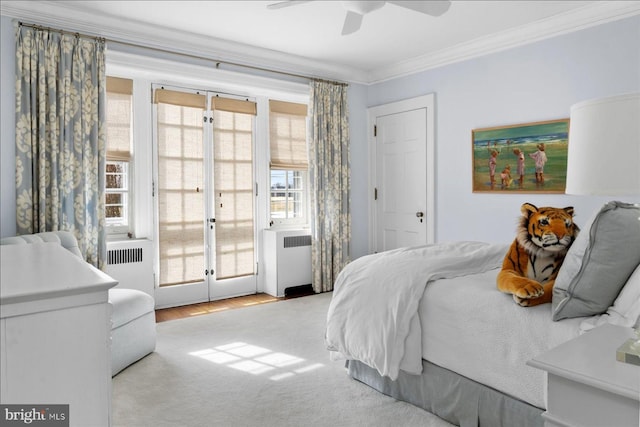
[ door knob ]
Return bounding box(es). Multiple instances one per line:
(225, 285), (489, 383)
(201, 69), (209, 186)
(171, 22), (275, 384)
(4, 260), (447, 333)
(416, 212), (424, 218)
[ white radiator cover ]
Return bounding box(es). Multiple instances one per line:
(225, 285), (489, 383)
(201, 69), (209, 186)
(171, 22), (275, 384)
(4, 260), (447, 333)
(105, 239), (153, 297)
(263, 229), (312, 297)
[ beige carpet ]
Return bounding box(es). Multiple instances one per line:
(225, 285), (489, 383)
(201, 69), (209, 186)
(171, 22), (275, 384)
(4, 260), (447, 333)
(112, 292), (454, 427)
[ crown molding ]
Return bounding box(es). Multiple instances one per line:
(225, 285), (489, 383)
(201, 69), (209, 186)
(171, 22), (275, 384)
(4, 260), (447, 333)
(2, 1), (639, 86)
(0, 1), (368, 84)
(367, 1), (640, 84)
(107, 50), (310, 102)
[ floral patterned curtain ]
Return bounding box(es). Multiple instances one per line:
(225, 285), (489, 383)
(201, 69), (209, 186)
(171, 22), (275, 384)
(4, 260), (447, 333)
(309, 81), (351, 293)
(15, 24), (107, 269)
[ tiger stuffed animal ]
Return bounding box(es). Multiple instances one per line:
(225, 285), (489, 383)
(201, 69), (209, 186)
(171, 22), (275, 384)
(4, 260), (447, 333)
(497, 203), (579, 307)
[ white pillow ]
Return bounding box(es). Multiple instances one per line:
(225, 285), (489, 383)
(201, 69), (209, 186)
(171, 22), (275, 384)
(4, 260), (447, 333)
(579, 262), (640, 333)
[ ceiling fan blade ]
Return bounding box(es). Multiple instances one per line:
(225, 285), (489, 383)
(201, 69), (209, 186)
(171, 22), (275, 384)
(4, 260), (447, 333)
(267, 1), (312, 10)
(388, 0), (451, 16)
(341, 10), (363, 35)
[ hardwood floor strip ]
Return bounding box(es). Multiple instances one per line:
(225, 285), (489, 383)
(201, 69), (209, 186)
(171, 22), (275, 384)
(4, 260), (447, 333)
(155, 293), (281, 322)
(155, 285), (316, 323)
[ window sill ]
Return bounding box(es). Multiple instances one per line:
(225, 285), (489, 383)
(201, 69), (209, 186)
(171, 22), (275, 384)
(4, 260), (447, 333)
(106, 232), (134, 242)
(266, 224), (310, 232)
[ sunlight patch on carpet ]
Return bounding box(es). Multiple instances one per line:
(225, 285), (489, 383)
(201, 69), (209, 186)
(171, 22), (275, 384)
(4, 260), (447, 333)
(189, 342), (324, 381)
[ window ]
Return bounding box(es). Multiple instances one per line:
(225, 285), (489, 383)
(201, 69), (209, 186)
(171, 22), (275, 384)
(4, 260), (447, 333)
(106, 161), (129, 226)
(270, 170), (306, 220)
(269, 100), (308, 225)
(105, 76), (133, 235)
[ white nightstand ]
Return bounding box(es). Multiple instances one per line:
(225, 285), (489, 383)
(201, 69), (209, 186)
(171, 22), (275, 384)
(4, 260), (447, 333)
(528, 323), (640, 427)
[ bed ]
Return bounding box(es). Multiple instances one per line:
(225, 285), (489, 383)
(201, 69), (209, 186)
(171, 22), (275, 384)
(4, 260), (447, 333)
(325, 202), (640, 427)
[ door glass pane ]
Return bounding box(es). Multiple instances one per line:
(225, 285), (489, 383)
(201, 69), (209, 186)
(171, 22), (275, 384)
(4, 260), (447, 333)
(213, 109), (255, 279)
(157, 102), (205, 286)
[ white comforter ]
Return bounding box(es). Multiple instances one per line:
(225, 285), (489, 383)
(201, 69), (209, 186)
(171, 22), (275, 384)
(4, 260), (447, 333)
(325, 241), (507, 380)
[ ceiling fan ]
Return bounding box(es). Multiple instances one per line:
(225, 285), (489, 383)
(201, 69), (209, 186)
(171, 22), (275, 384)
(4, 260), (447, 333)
(267, 1), (452, 36)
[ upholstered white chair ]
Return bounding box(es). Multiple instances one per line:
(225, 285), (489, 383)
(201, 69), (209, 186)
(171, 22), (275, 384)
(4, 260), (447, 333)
(0, 231), (156, 376)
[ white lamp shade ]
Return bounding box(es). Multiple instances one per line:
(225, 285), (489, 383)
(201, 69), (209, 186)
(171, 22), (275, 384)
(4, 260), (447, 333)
(566, 93), (640, 195)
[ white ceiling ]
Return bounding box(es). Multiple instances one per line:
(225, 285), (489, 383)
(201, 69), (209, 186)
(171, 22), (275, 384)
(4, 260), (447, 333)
(2, 1), (639, 83)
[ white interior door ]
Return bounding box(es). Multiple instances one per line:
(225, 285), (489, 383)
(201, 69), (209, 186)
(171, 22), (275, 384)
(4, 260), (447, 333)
(369, 94), (435, 253)
(376, 109), (427, 251)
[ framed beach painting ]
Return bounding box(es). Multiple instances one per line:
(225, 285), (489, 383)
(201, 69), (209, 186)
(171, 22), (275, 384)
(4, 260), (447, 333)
(472, 119), (569, 193)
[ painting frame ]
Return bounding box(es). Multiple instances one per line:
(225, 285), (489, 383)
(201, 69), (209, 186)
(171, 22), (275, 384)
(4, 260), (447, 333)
(472, 118), (570, 194)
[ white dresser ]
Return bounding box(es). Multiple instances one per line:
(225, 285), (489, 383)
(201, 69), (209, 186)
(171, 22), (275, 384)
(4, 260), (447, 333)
(0, 243), (117, 426)
(528, 323), (640, 427)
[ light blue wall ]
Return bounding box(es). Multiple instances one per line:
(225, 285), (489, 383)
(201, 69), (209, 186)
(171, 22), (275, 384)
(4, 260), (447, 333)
(1, 16), (16, 238)
(346, 83), (369, 259)
(366, 15), (640, 245)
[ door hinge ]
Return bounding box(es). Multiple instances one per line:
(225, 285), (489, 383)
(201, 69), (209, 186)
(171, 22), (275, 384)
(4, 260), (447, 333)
(374, 125), (377, 137)
(374, 187), (378, 200)
(152, 181), (155, 197)
(255, 182), (258, 197)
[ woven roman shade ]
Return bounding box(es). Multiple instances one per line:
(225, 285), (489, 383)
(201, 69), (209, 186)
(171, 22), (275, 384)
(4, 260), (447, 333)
(106, 77), (133, 161)
(212, 96), (257, 115)
(155, 90), (206, 287)
(155, 90), (257, 285)
(209, 96), (257, 279)
(154, 88), (206, 109)
(107, 76), (133, 94)
(213, 109), (255, 279)
(269, 100), (308, 170)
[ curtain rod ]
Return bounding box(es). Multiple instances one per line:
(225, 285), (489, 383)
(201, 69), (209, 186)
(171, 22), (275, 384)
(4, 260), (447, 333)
(19, 22), (105, 43)
(18, 21), (348, 87)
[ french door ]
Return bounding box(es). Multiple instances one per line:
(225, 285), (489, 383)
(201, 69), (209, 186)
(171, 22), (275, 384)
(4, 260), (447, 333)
(153, 85), (257, 307)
